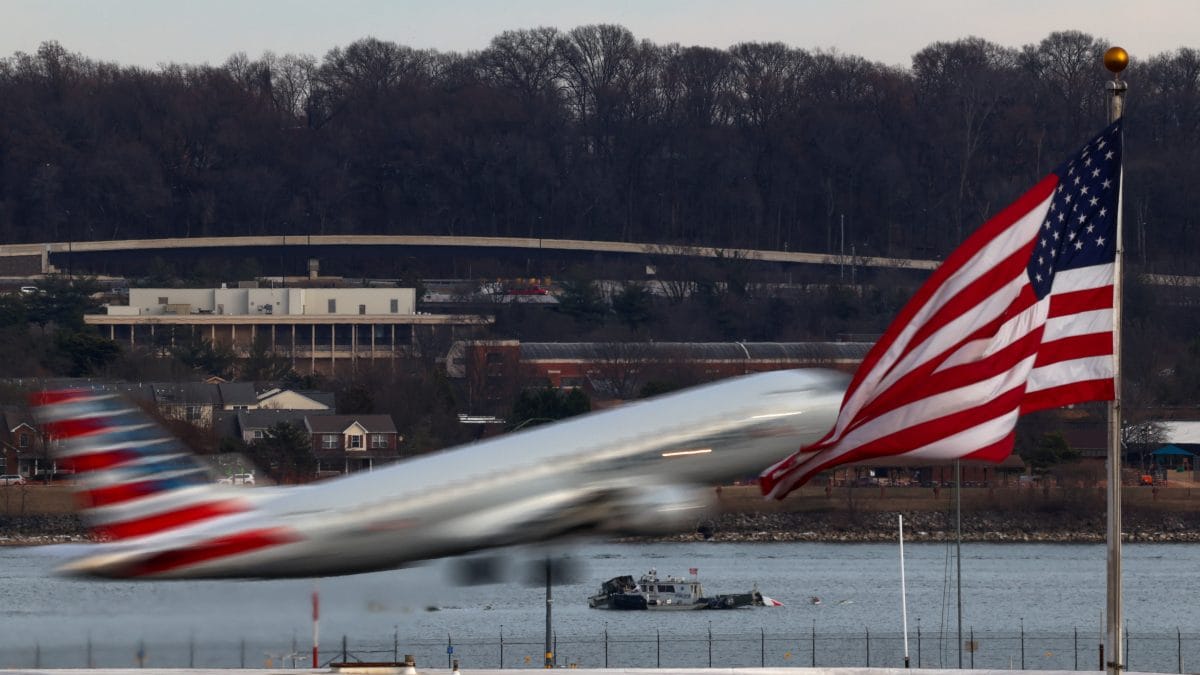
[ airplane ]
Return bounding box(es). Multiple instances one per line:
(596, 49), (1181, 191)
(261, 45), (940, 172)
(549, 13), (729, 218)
(29, 368), (846, 580)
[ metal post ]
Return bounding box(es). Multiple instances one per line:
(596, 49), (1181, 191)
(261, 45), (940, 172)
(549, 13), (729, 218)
(866, 627), (870, 667)
(708, 622), (713, 667)
(544, 558), (554, 669)
(1021, 618), (1025, 669)
(761, 627), (765, 667)
(341, 635), (347, 663)
(189, 631), (195, 668)
(394, 627), (398, 664)
(1178, 627), (1182, 673)
(656, 629), (660, 668)
(448, 633), (453, 669)
(917, 619), (922, 667)
(840, 214), (845, 281)
(1076, 627), (1079, 671)
(500, 625), (504, 669)
(812, 620), (817, 667)
(1125, 626), (1130, 670)
(1104, 46), (1129, 675)
(312, 586), (319, 669)
(604, 624), (608, 668)
(240, 639), (246, 669)
(956, 459), (964, 668)
(970, 626), (975, 669)
(900, 514), (911, 668)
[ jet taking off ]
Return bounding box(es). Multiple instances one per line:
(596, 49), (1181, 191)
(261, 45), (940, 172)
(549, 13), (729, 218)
(30, 369), (845, 579)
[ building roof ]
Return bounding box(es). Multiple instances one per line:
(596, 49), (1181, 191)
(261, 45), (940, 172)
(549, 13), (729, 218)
(517, 342), (873, 363)
(154, 382), (221, 406)
(237, 410), (330, 431)
(296, 390), (337, 408)
(218, 382), (258, 406)
(153, 381), (258, 407)
(306, 415), (397, 434)
(256, 387), (336, 409)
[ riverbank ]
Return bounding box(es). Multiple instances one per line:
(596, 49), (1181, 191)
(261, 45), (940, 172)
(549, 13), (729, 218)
(702, 508), (1200, 543)
(7, 504), (1200, 547)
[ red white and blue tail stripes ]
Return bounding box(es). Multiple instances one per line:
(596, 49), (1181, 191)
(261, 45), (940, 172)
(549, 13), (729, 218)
(30, 389), (249, 542)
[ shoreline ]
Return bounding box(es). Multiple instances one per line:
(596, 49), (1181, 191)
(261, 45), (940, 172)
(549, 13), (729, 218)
(7, 509), (1200, 547)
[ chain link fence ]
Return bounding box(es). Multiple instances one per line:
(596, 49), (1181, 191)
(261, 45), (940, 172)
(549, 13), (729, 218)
(0, 628), (1194, 671)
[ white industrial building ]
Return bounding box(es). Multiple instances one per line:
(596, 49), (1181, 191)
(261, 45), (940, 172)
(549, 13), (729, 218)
(87, 286), (490, 374)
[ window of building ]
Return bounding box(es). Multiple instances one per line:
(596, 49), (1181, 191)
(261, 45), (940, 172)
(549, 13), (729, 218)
(485, 352), (505, 364)
(370, 434), (388, 449)
(186, 406), (202, 421)
(328, 299), (336, 313)
(18, 433), (30, 448)
(390, 299), (399, 313)
(322, 434), (339, 449)
(359, 304), (366, 315)
(251, 430), (264, 440)
(347, 434), (363, 449)
(158, 296), (168, 305)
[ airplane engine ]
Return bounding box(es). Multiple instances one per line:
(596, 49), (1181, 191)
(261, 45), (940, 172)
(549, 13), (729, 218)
(596, 484), (718, 537)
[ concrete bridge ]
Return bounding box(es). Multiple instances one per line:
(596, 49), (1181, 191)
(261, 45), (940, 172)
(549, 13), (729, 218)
(0, 234), (938, 276)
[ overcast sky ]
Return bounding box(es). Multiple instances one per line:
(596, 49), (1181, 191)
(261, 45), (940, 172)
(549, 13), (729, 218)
(3, 0), (1194, 69)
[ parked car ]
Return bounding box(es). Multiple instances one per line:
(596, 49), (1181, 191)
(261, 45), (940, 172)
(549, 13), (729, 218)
(217, 473), (255, 486)
(0, 474), (26, 486)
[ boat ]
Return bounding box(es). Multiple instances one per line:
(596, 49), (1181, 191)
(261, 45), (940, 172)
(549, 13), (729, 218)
(587, 568), (780, 610)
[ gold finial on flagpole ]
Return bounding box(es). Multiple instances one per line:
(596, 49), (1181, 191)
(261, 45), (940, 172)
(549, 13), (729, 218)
(1105, 47), (1129, 122)
(1104, 47), (1129, 75)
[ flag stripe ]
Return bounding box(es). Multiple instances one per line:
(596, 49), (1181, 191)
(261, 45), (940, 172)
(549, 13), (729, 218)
(1033, 333), (1113, 368)
(1022, 378), (1116, 415)
(785, 385), (1027, 488)
(850, 318), (1044, 435)
(1048, 285), (1113, 317)
(904, 244), (1038, 360)
(762, 122), (1121, 499)
(836, 176), (1059, 415)
(835, 197), (1054, 440)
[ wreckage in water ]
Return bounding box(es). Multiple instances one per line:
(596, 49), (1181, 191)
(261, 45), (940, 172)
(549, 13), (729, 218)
(587, 568), (783, 610)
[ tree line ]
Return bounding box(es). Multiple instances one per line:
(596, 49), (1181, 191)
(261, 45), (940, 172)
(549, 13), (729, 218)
(0, 29), (1197, 271)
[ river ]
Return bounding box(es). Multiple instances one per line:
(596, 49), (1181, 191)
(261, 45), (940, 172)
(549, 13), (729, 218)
(1, 541), (1196, 670)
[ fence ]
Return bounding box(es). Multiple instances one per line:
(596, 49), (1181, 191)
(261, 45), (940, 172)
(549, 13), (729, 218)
(1, 628), (1196, 671)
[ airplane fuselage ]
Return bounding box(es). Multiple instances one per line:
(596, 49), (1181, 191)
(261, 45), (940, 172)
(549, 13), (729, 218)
(48, 369), (847, 579)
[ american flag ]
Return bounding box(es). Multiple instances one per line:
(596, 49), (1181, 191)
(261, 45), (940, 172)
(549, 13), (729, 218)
(761, 121), (1122, 499)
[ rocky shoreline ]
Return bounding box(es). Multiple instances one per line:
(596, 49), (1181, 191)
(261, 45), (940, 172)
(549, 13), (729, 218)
(694, 509), (1200, 543)
(0, 514), (87, 546)
(8, 509), (1200, 547)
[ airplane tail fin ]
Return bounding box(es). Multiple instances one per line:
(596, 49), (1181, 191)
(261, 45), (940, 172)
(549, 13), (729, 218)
(30, 389), (251, 543)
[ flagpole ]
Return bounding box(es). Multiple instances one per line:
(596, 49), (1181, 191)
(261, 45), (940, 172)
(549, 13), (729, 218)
(1103, 45), (1128, 675)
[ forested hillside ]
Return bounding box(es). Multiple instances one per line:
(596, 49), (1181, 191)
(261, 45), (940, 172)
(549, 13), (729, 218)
(0, 28), (1196, 272)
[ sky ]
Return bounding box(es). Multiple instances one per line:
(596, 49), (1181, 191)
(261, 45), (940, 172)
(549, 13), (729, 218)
(2, 0), (1195, 69)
